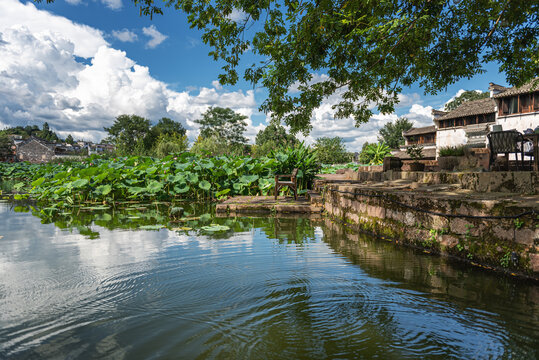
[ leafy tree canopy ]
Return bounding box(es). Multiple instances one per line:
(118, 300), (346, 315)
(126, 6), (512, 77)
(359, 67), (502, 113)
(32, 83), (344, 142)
(0, 133), (13, 160)
(65, 134), (74, 144)
(255, 123), (297, 147)
(195, 107), (248, 145)
(152, 117), (187, 137)
(1, 123), (60, 142)
(104, 114), (152, 155)
(47, 0), (536, 134)
(444, 90), (490, 111)
(313, 136), (350, 165)
(377, 117), (413, 149)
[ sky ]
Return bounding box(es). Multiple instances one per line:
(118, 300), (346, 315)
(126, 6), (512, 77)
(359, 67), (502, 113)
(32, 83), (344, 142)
(0, 0), (511, 150)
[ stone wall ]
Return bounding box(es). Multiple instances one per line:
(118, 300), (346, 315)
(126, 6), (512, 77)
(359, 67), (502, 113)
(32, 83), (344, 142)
(334, 170), (539, 194)
(17, 140), (55, 164)
(318, 182), (539, 279)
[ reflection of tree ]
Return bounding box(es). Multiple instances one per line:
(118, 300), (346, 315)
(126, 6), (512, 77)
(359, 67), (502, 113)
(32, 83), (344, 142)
(260, 217), (316, 245)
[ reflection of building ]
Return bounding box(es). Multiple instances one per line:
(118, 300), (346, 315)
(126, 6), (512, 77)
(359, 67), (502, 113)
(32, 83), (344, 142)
(392, 126), (436, 160)
(433, 97), (496, 152)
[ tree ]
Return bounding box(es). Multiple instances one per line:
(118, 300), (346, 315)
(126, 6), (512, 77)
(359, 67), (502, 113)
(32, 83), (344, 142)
(62, 0), (537, 135)
(104, 114), (152, 155)
(313, 137), (350, 165)
(195, 107), (248, 145)
(153, 133), (189, 158)
(444, 91), (490, 112)
(0, 134), (13, 160)
(377, 117), (413, 149)
(152, 117), (186, 137)
(255, 123), (297, 147)
(65, 134), (74, 144)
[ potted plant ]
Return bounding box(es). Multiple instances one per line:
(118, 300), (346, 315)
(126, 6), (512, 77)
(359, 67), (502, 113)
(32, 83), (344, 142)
(406, 144), (425, 171)
(438, 145), (465, 171)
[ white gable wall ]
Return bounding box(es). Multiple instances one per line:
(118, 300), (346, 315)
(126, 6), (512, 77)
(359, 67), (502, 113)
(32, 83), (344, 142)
(496, 112), (539, 132)
(436, 127), (467, 156)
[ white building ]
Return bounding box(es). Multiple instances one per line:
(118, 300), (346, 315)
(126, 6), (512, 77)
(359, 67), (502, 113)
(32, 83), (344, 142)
(430, 79), (539, 158)
(433, 97), (496, 156)
(491, 81), (539, 132)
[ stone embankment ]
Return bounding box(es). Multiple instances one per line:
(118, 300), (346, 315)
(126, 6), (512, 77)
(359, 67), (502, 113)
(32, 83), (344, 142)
(314, 172), (539, 279)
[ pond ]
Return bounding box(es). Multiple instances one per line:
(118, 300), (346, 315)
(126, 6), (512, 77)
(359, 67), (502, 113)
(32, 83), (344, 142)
(0, 202), (537, 359)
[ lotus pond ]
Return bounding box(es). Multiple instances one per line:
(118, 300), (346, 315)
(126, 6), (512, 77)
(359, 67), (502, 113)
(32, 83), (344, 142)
(0, 201), (538, 359)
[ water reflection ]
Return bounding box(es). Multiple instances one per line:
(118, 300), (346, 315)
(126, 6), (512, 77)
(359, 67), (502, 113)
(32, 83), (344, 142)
(0, 203), (537, 359)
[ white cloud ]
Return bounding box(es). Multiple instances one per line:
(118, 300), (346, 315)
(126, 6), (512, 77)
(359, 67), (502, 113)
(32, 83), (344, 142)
(212, 80), (222, 90)
(227, 9), (247, 23)
(64, 0), (83, 5)
(142, 25), (167, 49)
(0, 2), (261, 143)
(0, 0), (107, 58)
(101, 0), (123, 10)
(112, 29), (137, 42)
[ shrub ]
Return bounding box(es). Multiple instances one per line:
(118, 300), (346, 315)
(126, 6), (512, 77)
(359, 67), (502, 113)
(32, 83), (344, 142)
(406, 144), (424, 161)
(269, 142), (320, 191)
(359, 142), (391, 165)
(313, 137), (351, 165)
(439, 145), (466, 157)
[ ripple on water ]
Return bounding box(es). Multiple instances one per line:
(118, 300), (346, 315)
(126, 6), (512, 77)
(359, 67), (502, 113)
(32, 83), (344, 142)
(1, 210), (538, 359)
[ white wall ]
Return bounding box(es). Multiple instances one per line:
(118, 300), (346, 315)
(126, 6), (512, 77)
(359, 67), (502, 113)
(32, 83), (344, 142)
(496, 112), (539, 132)
(436, 127), (467, 154)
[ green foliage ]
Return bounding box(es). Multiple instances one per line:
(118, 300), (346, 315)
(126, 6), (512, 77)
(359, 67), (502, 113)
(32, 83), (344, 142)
(191, 135), (244, 157)
(104, 114), (153, 155)
(320, 163), (360, 174)
(80, 0), (539, 134)
(270, 142), (320, 191)
(255, 123), (297, 147)
(500, 251), (511, 268)
(0, 148), (320, 206)
(251, 140), (278, 158)
(152, 117), (187, 137)
(444, 91), (490, 112)
(406, 145), (424, 161)
(359, 143), (391, 165)
(514, 218), (524, 230)
(377, 117), (413, 149)
(195, 107), (248, 146)
(153, 133), (189, 158)
(313, 137), (351, 165)
(1, 122), (61, 142)
(0, 134), (13, 160)
(65, 134), (74, 144)
(438, 145), (466, 157)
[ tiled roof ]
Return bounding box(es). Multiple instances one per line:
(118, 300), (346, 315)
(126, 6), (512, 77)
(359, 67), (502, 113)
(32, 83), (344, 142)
(435, 98), (496, 121)
(492, 78), (539, 98)
(431, 109), (448, 117)
(17, 136), (56, 151)
(402, 125), (436, 136)
(488, 83), (508, 92)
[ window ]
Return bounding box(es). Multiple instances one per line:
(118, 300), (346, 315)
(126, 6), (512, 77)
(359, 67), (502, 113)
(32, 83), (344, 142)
(509, 97), (518, 114)
(534, 92), (539, 111)
(519, 94), (531, 113)
(500, 98), (509, 115)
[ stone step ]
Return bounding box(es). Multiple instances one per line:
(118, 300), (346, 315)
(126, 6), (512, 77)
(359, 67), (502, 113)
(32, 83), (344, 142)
(307, 190), (323, 207)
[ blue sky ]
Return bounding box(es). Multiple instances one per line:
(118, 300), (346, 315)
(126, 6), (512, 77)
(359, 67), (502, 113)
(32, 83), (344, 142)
(0, 0), (510, 149)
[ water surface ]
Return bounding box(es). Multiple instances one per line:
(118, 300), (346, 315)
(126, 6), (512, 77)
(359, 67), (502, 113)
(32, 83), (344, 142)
(0, 203), (537, 359)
